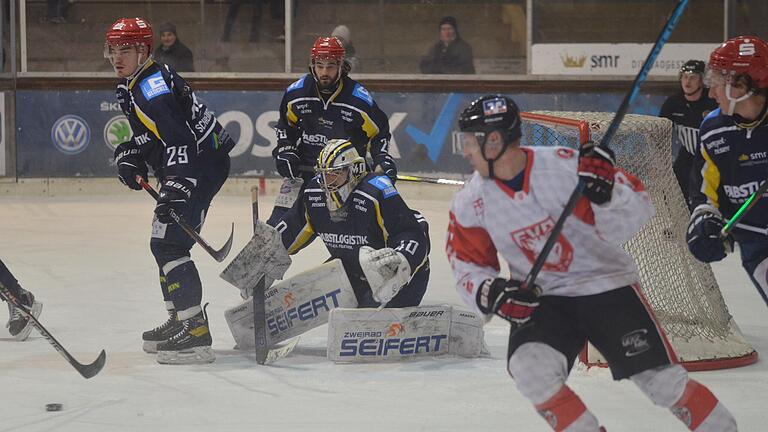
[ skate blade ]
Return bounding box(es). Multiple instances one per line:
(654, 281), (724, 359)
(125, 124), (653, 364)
(13, 301), (43, 341)
(156, 346), (215, 365)
(142, 340), (160, 354)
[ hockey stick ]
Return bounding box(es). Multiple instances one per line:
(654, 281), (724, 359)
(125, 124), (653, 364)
(248, 185), (299, 365)
(250, 185), (269, 364)
(523, 0), (690, 289)
(396, 174), (465, 186)
(137, 177), (234, 263)
(0, 285), (106, 379)
(297, 164), (464, 186)
(721, 180), (768, 237)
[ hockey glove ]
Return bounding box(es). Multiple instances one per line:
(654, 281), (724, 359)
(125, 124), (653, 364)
(274, 142), (301, 179)
(374, 154), (398, 184)
(155, 177), (195, 224)
(578, 141), (616, 205)
(114, 141), (148, 190)
(359, 246), (411, 305)
(476, 278), (540, 325)
(686, 205), (734, 263)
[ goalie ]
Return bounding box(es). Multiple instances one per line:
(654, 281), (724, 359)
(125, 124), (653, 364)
(272, 138), (430, 308)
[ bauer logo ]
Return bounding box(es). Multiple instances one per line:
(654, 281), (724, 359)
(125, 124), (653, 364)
(103, 115), (133, 150)
(51, 115), (90, 155)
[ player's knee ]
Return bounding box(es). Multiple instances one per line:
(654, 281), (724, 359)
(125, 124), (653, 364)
(151, 241), (192, 271)
(630, 364), (688, 408)
(508, 342), (569, 405)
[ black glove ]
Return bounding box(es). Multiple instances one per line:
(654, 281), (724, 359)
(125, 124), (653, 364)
(114, 141), (148, 190)
(155, 177), (195, 224)
(476, 278), (540, 325)
(273, 139), (300, 179)
(686, 206), (734, 263)
(374, 154), (398, 184)
(578, 141), (616, 205)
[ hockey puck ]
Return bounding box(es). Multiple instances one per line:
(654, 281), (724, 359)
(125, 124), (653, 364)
(45, 403), (63, 412)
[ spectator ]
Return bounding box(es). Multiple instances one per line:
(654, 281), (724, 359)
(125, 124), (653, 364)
(331, 25), (359, 72)
(154, 22), (194, 72)
(658, 60), (717, 206)
(419, 16), (475, 74)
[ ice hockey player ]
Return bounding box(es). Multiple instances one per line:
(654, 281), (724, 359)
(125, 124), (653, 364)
(659, 59), (718, 206)
(447, 94), (737, 431)
(268, 36), (396, 226)
(105, 17), (235, 364)
(687, 35), (768, 307)
(272, 138), (429, 308)
(0, 258), (42, 341)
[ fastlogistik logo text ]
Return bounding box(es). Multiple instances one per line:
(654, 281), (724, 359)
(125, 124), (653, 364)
(266, 288), (342, 335)
(338, 332), (447, 357)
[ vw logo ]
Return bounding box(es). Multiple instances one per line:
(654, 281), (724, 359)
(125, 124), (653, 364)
(51, 115), (90, 155)
(103, 115), (132, 150)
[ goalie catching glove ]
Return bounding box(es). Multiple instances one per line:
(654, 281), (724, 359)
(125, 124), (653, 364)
(476, 278), (540, 325)
(686, 204), (734, 263)
(359, 246), (411, 305)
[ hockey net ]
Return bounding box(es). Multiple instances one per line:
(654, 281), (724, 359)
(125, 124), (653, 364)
(520, 111), (757, 371)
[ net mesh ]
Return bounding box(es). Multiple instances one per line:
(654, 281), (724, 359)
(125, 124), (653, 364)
(520, 111), (756, 370)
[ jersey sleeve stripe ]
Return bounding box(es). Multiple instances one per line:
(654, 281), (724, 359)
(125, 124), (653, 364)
(446, 212), (500, 271)
(699, 147), (721, 208)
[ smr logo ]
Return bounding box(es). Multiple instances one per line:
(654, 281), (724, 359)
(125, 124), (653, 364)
(51, 115), (90, 155)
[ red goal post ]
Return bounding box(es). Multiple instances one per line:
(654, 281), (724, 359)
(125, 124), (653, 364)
(519, 111), (758, 371)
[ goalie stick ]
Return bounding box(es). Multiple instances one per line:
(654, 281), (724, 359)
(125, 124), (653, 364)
(137, 177), (234, 263)
(0, 285), (106, 379)
(523, 0), (690, 290)
(249, 184), (298, 365)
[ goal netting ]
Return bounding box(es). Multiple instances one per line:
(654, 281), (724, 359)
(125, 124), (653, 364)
(520, 111), (757, 371)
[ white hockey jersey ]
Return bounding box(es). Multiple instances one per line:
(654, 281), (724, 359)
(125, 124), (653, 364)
(446, 146), (655, 315)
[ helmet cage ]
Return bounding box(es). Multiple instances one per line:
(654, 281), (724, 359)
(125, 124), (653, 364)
(316, 139), (366, 211)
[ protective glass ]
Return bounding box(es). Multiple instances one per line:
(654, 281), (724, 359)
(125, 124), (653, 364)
(455, 131), (488, 154)
(704, 66), (729, 88)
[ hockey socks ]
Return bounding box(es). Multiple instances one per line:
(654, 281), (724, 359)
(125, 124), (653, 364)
(162, 258), (203, 312)
(534, 385), (600, 432)
(671, 380), (737, 431)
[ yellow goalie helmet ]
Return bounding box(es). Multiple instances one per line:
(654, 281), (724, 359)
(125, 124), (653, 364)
(316, 139), (367, 212)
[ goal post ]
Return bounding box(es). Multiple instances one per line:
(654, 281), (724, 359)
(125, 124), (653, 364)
(520, 111), (758, 371)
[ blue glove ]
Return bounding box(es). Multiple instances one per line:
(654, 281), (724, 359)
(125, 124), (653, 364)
(155, 178), (194, 224)
(374, 154), (398, 184)
(686, 205), (734, 263)
(114, 141), (147, 190)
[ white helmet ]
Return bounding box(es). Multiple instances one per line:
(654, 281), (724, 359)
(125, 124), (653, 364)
(316, 139), (367, 212)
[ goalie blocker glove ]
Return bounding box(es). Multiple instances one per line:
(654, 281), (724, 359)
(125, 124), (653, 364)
(578, 141), (616, 205)
(476, 278), (540, 325)
(114, 141), (148, 190)
(686, 204), (734, 263)
(155, 177), (195, 224)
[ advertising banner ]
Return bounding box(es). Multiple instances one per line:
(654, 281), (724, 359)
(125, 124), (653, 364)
(15, 86), (669, 177)
(532, 43), (718, 76)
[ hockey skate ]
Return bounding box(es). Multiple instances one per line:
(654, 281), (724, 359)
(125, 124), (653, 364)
(142, 309), (183, 353)
(6, 289), (42, 341)
(156, 305), (214, 365)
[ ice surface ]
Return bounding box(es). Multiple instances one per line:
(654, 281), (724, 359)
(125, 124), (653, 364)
(1, 192), (766, 431)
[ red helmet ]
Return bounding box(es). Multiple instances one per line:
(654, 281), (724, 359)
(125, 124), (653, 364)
(310, 37), (345, 63)
(708, 35), (768, 89)
(105, 17), (154, 54)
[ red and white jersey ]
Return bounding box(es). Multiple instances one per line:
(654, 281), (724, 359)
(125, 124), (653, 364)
(446, 146), (654, 315)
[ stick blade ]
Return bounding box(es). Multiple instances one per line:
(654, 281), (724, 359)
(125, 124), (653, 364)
(212, 223), (235, 262)
(76, 349), (107, 379)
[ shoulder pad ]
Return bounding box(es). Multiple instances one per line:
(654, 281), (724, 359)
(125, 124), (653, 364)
(139, 70), (171, 100)
(703, 108), (721, 122)
(366, 175), (398, 198)
(351, 83), (374, 107)
(286, 75), (308, 93)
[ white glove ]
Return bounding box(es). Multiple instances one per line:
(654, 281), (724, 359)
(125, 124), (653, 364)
(359, 246), (412, 304)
